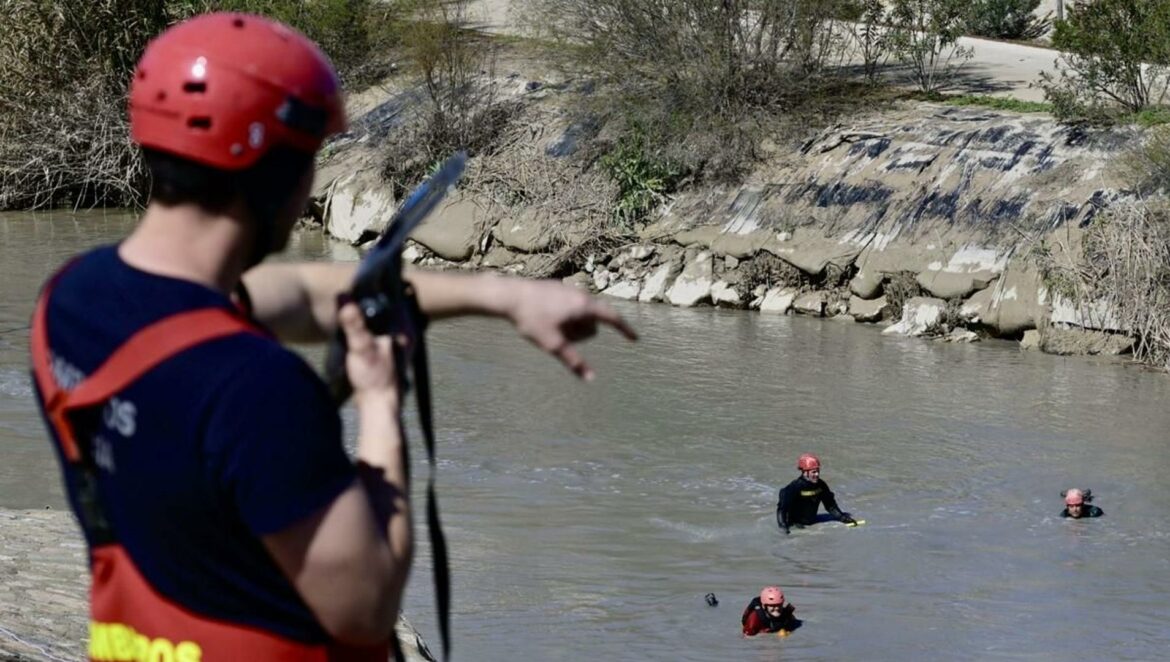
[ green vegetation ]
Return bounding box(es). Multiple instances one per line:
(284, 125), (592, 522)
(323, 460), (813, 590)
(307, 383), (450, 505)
(599, 130), (685, 232)
(964, 0), (1049, 41)
(883, 271), (925, 320)
(942, 94), (1053, 113)
(1040, 0), (1170, 124)
(888, 0), (974, 94)
(1132, 107), (1170, 128)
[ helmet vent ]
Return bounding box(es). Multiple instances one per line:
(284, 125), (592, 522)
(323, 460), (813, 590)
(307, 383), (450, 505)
(183, 82), (207, 94)
(232, 17), (245, 29)
(188, 117), (212, 130)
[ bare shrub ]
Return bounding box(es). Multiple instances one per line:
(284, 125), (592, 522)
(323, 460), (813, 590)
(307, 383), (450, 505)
(383, 0), (508, 194)
(530, 0), (857, 113)
(1, 0), (399, 210)
(0, 1), (174, 209)
(883, 270), (925, 319)
(846, 0), (894, 84)
(1035, 199), (1170, 370)
(739, 253), (807, 292)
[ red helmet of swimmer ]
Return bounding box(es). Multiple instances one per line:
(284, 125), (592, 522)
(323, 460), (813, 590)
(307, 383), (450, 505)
(129, 12), (347, 170)
(1064, 489), (1085, 506)
(760, 586), (784, 606)
(797, 453), (821, 472)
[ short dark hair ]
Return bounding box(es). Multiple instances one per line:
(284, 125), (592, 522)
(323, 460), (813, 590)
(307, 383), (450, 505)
(143, 147), (315, 215)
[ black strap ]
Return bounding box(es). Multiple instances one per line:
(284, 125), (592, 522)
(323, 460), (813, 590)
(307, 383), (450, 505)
(408, 296), (451, 661)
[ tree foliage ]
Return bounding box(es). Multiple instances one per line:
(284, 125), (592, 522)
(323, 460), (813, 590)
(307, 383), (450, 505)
(1041, 0), (1170, 119)
(889, 0), (974, 94)
(964, 0), (1049, 41)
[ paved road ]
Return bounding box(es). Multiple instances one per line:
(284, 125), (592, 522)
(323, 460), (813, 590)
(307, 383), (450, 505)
(464, 0), (1063, 102)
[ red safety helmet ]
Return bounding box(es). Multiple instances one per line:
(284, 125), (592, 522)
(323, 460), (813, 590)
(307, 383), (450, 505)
(797, 453), (821, 472)
(1064, 489), (1084, 506)
(760, 586), (784, 606)
(129, 12), (346, 171)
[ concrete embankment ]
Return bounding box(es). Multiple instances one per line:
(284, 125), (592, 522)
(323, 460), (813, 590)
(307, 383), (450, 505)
(319, 72), (1142, 356)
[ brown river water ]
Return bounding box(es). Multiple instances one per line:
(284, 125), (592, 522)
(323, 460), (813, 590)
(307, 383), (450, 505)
(2, 210), (1170, 660)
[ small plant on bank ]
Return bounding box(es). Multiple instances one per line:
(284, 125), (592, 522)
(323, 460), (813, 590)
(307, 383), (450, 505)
(889, 0), (975, 95)
(1039, 0), (1170, 124)
(883, 270), (925, 320)
(381, 0), (521, 196)
(599, 130), (686, 232)
(845, 0), (894, 85)
(964, 0), (1049, 41)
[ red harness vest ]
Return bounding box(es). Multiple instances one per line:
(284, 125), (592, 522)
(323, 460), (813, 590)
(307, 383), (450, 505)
(31, 275), (390, 662)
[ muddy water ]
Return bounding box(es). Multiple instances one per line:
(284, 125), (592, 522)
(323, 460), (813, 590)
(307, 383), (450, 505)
(3, 211), (1170, 660)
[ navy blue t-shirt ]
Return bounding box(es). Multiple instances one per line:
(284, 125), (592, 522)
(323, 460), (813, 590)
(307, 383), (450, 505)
(36, 246), (356, 642)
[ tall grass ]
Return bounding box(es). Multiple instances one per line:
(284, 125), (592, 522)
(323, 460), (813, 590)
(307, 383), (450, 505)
(0, 0), (398, 211)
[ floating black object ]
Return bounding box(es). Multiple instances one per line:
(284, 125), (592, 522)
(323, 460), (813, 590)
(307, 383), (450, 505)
(704, 592), (718, 607)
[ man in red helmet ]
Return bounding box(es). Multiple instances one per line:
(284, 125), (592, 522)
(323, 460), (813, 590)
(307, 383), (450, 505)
(30, 12), (634, 660)
(741, 586), (798, 637)
(1061, 489), (1104, 519)
(776, 453), (857, 533)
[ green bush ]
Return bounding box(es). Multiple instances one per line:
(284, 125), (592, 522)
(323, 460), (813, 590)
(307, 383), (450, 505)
(599, 129), (685, 232)
(964, 0), (1048, 41)
(889, 0), (974, 94)
(1040, 0), (1170, 120)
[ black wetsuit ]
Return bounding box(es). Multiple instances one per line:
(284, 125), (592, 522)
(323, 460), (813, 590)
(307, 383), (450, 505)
(776, 475), (847, 530)
(1061, 505), (1104, 518)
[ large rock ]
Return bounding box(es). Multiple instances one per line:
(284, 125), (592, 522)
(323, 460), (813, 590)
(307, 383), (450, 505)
(326, 170), (396, 244)
(959, 286), (996, 325)
(760, 227), (864, 277)
(979, 266), (1047, 336)
(602, 279), (642, 300)
(494, 208), (556, 253)
(849, 295), (889, 323)
(410, 195), (485, 262)
(793, 291), (828, 317)
(1041, 327), (1134, 355)
(760, 287), (797, 313)
(666, 251), (714, 307)
(849, 269), (883, 299)
(883, 296), (947, 336)
(915, 245), (1007, 299)
(480, 244), (522, 269)
(1020, 329), (1042, 350)
(711, 280), (742, 307)
(640, 261), (681, 302)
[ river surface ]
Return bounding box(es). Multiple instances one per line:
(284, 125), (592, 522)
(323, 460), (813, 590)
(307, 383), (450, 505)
(2, 211), (1170, 660)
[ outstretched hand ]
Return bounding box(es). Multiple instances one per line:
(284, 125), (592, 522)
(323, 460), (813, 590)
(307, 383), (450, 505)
(506, 279), (638, 381)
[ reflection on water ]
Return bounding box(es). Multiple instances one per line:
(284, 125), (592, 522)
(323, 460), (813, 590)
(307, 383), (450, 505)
(3, 212), (1170, 660)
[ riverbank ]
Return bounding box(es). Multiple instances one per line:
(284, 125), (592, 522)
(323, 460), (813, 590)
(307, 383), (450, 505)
(319, 54), (1149, 364)
(0, 509), (435, 662)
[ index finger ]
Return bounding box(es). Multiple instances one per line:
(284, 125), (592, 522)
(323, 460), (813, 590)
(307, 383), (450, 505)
(587, 300), (638, 341)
